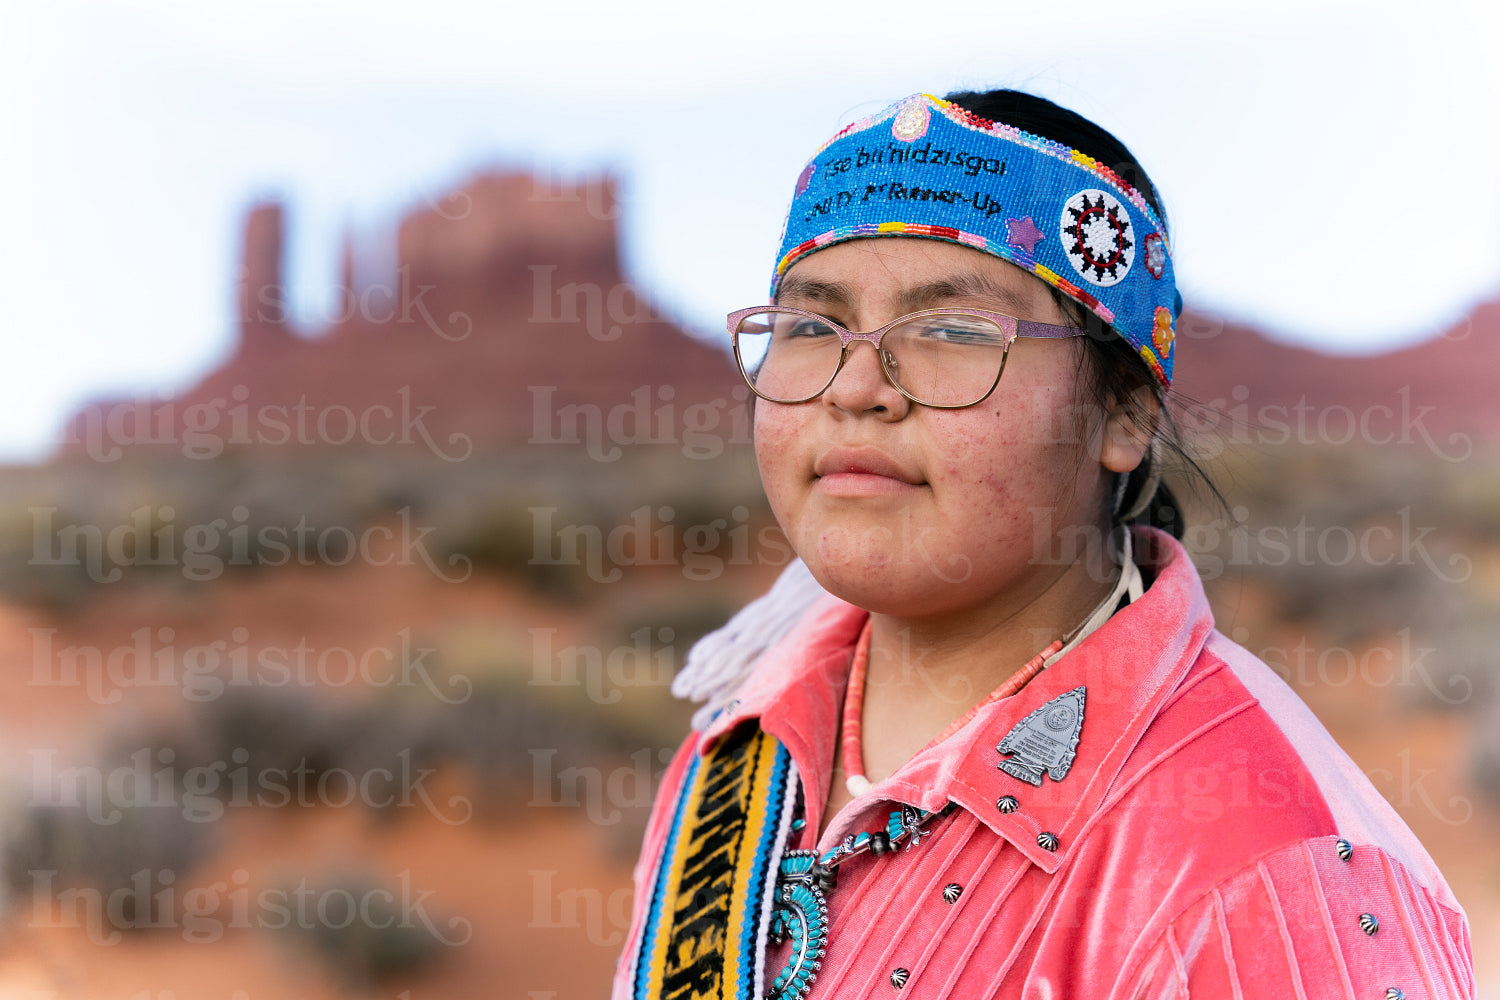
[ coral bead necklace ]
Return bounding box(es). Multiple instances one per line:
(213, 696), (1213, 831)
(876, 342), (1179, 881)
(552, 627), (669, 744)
(768, 539), (1141, 998)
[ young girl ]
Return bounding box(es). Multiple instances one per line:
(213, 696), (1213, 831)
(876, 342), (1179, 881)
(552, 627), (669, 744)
(615, 90), (1474, 999)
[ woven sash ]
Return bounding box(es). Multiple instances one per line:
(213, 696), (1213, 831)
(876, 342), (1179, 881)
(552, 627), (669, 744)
(632, 726), (798, 1000)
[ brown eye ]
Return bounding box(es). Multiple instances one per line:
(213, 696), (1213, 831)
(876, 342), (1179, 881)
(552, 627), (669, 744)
(782, 316), (838, 339)
(909, 315), (1006, 346)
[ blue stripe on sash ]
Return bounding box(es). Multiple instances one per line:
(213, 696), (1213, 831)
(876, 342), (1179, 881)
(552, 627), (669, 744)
(734, 745), (792, 998)
(633, 749), (702, 1000)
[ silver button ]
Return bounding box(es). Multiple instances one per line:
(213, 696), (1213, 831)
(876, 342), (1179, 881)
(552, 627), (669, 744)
(1359, 913), (1379, 935)
(1037, 831), (1059, 852)
(1335, 838), (1353, 861)
(942, 883), (963, 904)
(890, 968), (909, 989)
(996, 795), (1019, 814)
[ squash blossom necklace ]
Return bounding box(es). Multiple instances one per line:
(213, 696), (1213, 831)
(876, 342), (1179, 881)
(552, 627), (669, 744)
(767, 538), (1141, 998)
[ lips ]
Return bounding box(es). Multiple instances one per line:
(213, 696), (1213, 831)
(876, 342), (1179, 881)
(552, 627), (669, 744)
(813, 447), (924, 488)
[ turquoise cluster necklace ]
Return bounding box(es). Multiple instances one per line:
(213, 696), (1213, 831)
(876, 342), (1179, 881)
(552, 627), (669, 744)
(767, 801), (954, 998)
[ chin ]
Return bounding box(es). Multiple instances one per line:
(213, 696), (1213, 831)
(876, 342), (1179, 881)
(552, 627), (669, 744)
(803, 554), (978, 618)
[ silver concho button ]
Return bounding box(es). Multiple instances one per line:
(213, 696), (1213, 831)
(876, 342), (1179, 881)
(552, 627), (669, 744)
(1037, 831), (1059, 852)
(942, 883), (963, 904)
(1359, 913), (1379, 935)
(1335, 838), (1353, 861)
(996, 795), (1019, 814)
(890, 968), (910, 989)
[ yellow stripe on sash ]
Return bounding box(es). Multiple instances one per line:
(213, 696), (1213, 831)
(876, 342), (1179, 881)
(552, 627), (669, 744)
(722, 733), (783, 999)
(641, 727), (784, 1000)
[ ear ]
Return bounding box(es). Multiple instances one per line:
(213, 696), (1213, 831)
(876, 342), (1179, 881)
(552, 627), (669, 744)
(1099, 385), (1160, 474)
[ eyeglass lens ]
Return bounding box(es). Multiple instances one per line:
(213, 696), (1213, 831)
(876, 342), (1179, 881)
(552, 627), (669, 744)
(734, 310), (1010, 407)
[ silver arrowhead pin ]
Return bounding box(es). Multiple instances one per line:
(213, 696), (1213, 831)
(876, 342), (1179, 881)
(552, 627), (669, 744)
(996, 686), (1086, 786)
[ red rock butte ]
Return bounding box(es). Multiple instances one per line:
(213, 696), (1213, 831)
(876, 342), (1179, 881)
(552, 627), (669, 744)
(1169, 300), (1500, 450)
(58, 169), (1498, 457)
(62, 173), (747, 456)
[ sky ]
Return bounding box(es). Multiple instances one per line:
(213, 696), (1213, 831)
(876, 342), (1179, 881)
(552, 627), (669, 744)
(1, 0), (1497, 463)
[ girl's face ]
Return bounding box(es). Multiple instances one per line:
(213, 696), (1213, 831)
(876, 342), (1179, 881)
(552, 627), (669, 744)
(755, 238), (1142, 621)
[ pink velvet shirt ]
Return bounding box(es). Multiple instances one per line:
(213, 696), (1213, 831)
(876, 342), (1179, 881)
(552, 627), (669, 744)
(615, 529), (1474, 998)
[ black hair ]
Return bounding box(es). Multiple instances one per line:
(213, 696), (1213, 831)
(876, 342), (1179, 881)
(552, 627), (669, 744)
(944, 88), (1221, 540)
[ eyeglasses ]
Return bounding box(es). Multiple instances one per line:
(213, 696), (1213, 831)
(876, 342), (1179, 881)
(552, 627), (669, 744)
(727, 306), (1086, 408)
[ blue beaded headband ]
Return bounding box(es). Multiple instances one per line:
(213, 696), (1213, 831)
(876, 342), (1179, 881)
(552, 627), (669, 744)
(771, 93), (1181, 385)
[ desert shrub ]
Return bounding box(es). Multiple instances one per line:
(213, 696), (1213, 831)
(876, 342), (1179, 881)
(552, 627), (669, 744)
(192, 688), (355, 793)
(431, 497), (595, 601)
(3, 726), (215, 934)
(435, 670), (625, 792)
(270, 869), (460, 987)
(1468, 687), (1500, 811)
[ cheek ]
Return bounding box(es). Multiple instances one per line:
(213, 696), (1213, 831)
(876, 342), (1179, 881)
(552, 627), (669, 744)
(752, 404), (783, 468)
(753, 406), (804, 507)
(925, 408), (1047, 492)
(925, 395), (1089, 534)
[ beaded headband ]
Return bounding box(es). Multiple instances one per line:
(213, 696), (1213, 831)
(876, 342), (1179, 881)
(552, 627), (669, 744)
(771, 93), (1180, 386)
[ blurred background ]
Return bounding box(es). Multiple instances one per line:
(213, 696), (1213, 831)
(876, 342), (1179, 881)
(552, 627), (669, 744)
(1, 1), (1497, 996)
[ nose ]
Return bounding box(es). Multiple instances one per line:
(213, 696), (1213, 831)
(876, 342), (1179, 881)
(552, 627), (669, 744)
(821, 337), (911, 419)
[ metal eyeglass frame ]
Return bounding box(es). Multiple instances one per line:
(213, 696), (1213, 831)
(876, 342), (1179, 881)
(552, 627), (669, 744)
(727, 305), (1087, 408)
